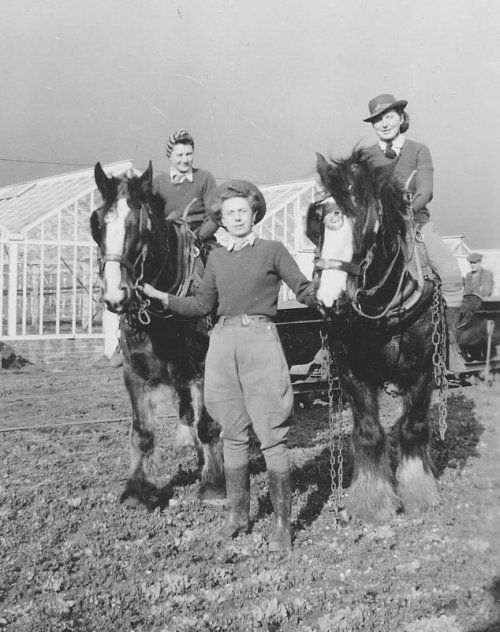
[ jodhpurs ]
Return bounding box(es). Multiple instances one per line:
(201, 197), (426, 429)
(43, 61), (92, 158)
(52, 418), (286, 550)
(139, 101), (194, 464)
(421, 221), (463, 307)
(204, 317), (294, 472)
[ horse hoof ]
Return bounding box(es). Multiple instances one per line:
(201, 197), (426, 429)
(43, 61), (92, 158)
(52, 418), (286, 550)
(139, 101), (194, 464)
(120, 493), (150, 510)
(397, 457), (439, 513)
(198, 483), (227, 506)
(175, 425), (198, 452)
(120, 484), (167, 510)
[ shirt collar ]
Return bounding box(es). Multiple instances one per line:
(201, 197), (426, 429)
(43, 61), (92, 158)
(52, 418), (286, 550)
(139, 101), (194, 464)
(170, 167), (194, 183)
(226, 231), (257, 251)
(379, 134), (406, 154)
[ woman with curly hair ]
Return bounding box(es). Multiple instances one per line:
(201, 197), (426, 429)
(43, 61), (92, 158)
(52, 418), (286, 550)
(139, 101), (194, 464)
(152, 129), (218, 243)
(142, 180), (316, 552)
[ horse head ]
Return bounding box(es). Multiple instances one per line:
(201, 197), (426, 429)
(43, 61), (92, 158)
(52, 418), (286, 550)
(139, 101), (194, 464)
(307, 150), (405, 316)
(91, 162), (156, 313)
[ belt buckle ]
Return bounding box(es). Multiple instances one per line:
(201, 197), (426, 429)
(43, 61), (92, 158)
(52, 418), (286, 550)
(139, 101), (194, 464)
(241, 314), (250, 327)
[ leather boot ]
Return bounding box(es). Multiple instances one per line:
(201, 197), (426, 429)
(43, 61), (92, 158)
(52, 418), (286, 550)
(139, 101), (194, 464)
(268, 469), (293, 552)
(217, 465), (250, 539)
(445, 306), (467, 374)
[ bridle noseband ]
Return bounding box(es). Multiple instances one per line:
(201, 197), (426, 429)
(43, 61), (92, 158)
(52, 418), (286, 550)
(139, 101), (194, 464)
(312, 195), (385, 320)
(313, 197), (382, 280)
(99, 200), (150, 280)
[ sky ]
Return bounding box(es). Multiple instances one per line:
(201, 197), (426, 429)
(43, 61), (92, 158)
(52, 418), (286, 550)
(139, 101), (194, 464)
(2, 0), (500, 247)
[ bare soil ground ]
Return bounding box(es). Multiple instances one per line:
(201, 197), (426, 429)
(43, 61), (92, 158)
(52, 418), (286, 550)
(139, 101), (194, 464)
(1, 360), (499, 632)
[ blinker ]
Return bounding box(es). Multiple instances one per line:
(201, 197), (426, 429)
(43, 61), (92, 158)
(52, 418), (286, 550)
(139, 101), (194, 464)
(104, 209), (119, 224)
(324, 210), (344, 231)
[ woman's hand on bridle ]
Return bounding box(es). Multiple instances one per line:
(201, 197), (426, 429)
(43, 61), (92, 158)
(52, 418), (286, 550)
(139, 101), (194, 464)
(140, 283), (160, 299)
(140, 283), (169, 307)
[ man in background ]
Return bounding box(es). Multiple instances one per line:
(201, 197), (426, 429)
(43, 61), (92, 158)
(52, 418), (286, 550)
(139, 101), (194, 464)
(464, 252), (494, 297)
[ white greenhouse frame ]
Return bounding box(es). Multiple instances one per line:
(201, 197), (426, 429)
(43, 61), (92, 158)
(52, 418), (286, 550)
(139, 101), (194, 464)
(0, 162), (134, 341)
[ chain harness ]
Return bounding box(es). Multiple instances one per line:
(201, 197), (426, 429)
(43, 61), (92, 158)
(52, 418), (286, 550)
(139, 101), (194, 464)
(431, 278), (449, 439)
(320, 329), (346, 522)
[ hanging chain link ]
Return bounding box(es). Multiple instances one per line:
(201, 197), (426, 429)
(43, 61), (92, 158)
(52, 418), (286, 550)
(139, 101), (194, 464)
(320, 329), (345, 519)
(431, 281), (448, 439)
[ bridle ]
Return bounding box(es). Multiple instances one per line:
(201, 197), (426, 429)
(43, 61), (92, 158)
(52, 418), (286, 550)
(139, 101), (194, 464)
(312, 196), (382, 295)
(99, 201), (151, 287)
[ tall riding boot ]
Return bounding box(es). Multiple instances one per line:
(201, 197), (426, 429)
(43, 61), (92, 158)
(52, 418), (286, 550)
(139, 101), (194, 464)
(446, 306), (467, 374)
(268, 469), (293, 552)
(217, 465), (250, 540)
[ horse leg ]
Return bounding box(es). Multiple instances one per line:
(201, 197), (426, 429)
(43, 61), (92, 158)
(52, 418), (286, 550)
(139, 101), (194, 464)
(121, 368), (160, 508)
(174, 385), (199, 452)
(396, 371), (439, 513)
(190, 381), (225, 504)
(345, 379), (399, 524)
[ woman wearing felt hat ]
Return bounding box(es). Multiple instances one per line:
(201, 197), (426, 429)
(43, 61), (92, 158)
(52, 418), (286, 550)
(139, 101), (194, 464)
(363, 94), (466, 372)
(142, 180), (316, 552)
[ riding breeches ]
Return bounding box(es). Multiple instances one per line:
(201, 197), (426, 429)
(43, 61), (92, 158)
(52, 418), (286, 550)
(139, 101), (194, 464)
(204, 319), (293, 472)
(421, 221), (463, 307)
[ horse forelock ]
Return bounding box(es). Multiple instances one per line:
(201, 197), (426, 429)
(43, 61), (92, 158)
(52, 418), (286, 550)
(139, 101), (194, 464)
(324, 150), (409, 254)
(318, 152), (378, 254)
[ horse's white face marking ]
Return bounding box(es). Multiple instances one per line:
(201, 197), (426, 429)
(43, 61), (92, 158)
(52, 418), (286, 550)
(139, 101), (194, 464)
(316, 213), (354, 307)
(102, 198), (131, 306)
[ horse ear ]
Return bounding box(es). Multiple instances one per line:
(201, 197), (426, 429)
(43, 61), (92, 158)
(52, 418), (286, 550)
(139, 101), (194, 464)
(94, 162), (110, 196)
(316, 153), (333, 184)
(137, 161), (153, 193)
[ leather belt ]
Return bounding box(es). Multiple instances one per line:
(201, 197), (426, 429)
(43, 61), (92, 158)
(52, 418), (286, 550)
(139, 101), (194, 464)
(218, 314), (272, 327)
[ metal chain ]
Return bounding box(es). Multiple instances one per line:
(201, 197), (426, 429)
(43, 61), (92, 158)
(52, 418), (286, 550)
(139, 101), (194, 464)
(320, 329), (344, 517)
(431, 281), (448, 439)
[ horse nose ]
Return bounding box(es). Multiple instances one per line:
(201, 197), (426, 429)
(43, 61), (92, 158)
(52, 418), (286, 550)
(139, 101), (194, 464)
(103, 284), (130, 313)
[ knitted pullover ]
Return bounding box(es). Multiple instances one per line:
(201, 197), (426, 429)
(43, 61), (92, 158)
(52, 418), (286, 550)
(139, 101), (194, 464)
(168, 238), (316, 318)
(152, 168), (216, 225)
(364, 138), (433, 225)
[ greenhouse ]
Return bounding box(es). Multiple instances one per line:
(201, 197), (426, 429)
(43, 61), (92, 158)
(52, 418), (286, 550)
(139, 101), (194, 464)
(0, 161), (134, 341)
(0, 165), (318, 356)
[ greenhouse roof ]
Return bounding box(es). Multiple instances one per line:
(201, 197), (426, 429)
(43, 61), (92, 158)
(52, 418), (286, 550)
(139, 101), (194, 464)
(0, 161), (135, 235)
(259, 179), (316, 210)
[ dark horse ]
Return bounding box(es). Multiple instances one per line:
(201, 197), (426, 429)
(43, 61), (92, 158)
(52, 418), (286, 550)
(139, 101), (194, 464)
(307, 150), (441, 524)
(91, 162), (224, 508)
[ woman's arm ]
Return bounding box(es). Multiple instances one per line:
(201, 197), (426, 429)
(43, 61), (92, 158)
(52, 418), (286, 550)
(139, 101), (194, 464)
(412, 144), (433, 213)
(142, 255), (218, 317)
(274, 243), (316, 306)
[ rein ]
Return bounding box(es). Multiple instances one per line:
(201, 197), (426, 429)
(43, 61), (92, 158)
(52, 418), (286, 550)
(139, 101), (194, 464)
(134, 200), (203, 324)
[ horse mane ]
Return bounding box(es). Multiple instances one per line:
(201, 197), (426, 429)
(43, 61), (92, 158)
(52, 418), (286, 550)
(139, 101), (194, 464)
(326, 147), (410, 253)
(123, 171), (178, 289)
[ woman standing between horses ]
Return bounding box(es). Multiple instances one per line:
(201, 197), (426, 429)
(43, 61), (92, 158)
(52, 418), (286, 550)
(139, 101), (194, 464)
(152, 129), (219, 244)
(362, 94), (465, 372)
(142, 180), (316, 552)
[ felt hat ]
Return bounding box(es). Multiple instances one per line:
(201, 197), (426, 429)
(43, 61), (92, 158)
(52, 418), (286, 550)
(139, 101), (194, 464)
(207, 180), (267, 226)
(363, 94), (408, 122)
(166, 129), (194, 158)
(467, 252), (483, 263)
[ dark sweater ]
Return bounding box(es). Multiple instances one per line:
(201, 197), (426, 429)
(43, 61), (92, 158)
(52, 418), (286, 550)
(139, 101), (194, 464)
(152, 168), (217, 226)
(364, 139), (433, 224)
(168, 238), (316, 317)
(464, 268), (494, 297)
